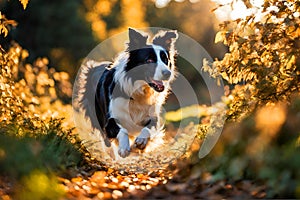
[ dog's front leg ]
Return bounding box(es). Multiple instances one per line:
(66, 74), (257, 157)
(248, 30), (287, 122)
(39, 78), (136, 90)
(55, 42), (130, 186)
(134, 117), (157, 149)
(105, 118), (130, 158)
(134, 127), (150, 149)
(117, 128), (130, 157)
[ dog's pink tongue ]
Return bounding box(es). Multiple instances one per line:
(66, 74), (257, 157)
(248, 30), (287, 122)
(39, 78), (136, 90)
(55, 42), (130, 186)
(152, 80), (164, 92)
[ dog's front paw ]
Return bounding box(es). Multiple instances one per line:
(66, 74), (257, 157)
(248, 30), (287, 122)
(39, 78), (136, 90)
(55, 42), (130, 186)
(134, 137), (148, 149)
(117, 129), (130, 158)
(134, 127), (151, 150)
(118, 146), (130, 158)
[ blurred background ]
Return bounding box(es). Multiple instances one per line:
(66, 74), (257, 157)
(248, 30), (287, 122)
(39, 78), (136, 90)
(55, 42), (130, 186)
(0, 0), (226, 79)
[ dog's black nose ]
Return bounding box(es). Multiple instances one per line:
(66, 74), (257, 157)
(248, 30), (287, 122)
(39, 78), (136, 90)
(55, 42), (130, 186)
(162, 70), (171, 80)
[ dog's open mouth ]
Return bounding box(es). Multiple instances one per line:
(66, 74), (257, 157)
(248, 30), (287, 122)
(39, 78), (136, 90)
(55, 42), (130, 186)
(148, 79), (165, 92)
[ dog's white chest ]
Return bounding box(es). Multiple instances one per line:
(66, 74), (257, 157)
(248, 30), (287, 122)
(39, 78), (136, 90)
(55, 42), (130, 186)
(110, 97), (156, 135)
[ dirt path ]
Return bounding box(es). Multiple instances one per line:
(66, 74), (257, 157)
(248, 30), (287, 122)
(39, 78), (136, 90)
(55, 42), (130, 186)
(59, 159), (266, 199)
(0, 152), (267, 199)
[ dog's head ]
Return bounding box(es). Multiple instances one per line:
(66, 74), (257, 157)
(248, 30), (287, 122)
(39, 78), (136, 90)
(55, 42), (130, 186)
(125, 28), (178, 93)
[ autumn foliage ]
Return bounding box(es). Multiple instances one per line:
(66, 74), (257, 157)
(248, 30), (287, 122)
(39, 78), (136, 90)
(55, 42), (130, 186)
(204, 0), (300, 119)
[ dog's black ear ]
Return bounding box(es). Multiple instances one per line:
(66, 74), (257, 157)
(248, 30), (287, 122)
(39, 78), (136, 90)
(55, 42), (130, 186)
(128, 28), (148, 51)
(153, 30), (178, 51)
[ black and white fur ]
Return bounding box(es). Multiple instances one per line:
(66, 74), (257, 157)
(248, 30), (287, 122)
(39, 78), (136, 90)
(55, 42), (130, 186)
(80, 28), (177, 158)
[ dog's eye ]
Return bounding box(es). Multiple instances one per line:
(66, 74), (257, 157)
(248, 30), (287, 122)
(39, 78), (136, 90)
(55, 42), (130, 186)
(146, 58), (155, 63)
(162, 57), (168, 63)
(160, 51), (169, 65)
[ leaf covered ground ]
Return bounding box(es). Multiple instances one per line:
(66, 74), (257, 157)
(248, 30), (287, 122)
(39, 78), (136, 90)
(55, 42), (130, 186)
(0, 140), (268, 200)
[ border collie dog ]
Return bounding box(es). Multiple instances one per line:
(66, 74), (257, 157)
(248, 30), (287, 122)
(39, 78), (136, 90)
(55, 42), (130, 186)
(81, 28), (178, 158)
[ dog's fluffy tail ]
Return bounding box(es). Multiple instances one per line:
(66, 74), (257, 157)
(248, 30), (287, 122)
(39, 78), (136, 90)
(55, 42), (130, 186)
(73, 60), (112, 145)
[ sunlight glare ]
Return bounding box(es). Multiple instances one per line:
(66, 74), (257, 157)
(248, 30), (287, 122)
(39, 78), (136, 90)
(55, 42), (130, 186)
(155, 0), (171, 8)
(211, 0), (233, 4)
(250, 0), (264, 7)
(212, 0), (266, 21)
(230, 0), (251, 20)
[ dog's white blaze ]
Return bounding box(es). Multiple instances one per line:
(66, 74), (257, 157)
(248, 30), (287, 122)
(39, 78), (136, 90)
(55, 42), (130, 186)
(152, 44), (170, 81)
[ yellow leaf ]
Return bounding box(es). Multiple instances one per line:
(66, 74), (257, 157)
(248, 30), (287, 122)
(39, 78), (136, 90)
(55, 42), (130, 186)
(292, 27), (300, 39)
(0, 25), (8, 37)
(19, 0), (29, 9)
(215, 31), (226, 43)
(286, 55), (295, 70)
